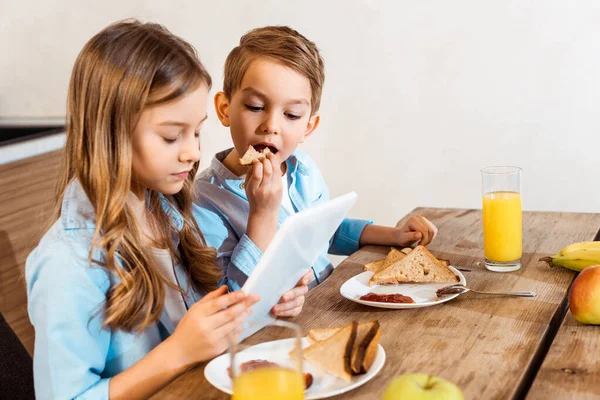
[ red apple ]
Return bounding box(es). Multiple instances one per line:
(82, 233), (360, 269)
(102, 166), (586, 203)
(569, 265), (600, 325)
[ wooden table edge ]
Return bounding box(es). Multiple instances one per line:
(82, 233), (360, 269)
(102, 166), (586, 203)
(517, 226), (600, 399)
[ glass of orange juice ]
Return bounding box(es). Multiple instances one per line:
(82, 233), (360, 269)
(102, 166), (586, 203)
(482, 166), (522, 272)
(230, 320), (305, 400)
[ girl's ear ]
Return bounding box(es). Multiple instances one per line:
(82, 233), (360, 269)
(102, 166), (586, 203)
(300, 113), (320, 143)
(214, 92), (231, 127)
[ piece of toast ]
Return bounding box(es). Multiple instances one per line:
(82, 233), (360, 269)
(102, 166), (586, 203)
(239, 145), (270, 166)
(369, 245), (458, 286)
(306, 321), (381, 375)
(363, 258), (387, 274)
(307, 327), (339, 344)
(363, 248), (406, 274)
(437, 258), (450, 267)
(351, 321), (380, 374)
(303, 321), (357, 382)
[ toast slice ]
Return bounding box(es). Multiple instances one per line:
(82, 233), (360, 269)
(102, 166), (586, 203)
(303, 321), (357, 382)
(363, 248), (406, 274)
(363, 258), (388, 274)
(437, 258), (450, 267)
(369, 245), (458, 286)
(351, 321), (380, 374)
(306, 321), (381, 375)
(307, 327), (339, 344)
(400, 247), (413, 255)
(239, 145), (270, 166)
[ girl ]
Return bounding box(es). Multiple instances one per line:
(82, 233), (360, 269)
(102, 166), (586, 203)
(26, 20), (264, 399)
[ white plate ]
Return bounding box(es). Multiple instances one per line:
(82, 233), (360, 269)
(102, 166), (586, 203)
(204, 337), (386, 399)
(339, 266), (466, 309)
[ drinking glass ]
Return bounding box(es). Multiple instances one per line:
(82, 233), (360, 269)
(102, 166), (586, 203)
(481, 166), (523, 272)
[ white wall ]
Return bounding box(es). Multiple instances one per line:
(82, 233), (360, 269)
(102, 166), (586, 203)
(2, 0), (600, 227)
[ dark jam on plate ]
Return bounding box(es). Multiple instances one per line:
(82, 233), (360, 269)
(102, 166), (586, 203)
(359, 293), (415, 303)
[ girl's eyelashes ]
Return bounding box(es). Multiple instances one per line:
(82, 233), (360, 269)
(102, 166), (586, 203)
(163, 132), (201, 143)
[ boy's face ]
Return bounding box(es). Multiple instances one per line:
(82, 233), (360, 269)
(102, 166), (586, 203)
(215, 57), (319, 174)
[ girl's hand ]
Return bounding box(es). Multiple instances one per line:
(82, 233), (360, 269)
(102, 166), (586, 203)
(271, 270), (314, 317)
(168, 286), (259, 365)
(245, 152), (283, 219)
(396, 216), (438, 247)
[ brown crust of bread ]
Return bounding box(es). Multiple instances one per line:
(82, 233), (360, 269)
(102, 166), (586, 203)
(344, 321), (358, 377)
(361, 327), (381, 373)
(351, 321), (380, 374)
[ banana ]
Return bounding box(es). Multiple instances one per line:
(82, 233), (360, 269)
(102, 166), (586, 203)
(540, 241), (600, 272)
(559, 241), (600, 256)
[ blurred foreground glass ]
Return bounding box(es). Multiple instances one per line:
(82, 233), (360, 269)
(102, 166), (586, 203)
(230, 320), (305, 400)
(482, 166), (522, 272)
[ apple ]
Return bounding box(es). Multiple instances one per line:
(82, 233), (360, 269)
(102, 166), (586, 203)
(569, 265), (600, 325)
(382, 373), (464, 400)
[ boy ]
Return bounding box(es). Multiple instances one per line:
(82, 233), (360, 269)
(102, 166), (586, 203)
(194, 26), (437, 316)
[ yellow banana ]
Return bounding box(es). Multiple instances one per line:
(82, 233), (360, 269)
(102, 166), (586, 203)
(540, 242), (600, 272)
(559, 241), (600, 256)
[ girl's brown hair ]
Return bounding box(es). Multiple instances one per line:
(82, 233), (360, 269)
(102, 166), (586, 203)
(54, 19), (221, 332)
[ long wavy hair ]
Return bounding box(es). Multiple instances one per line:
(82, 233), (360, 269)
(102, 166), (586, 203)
(53, 19), (222, 332)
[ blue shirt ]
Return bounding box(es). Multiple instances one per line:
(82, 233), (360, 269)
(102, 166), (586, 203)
(26, 180), (210, 399)
(193, 149), (372, 291)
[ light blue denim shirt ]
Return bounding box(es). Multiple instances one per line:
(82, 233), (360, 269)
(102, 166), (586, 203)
(26, 180), (209, 400)
(193, 149), (373, 291)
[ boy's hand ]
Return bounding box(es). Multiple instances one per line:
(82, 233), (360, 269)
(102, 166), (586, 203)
(271, 270), (314, 317)
(245, 152), (282, 251)
(245, 152), (283, 218)
(396, 216), (438, 247)
(359, 217), (438, 248)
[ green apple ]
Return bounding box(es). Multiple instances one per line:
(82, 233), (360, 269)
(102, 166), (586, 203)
(382, 373), (464, 400)
(569, 265), (600, 324)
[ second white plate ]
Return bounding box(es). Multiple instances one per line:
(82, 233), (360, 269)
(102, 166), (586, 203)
(204, 337), (386, 399)
(339, 266), (466, 309)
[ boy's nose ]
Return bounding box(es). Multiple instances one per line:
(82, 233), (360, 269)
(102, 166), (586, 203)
(259, 112), (280, 135)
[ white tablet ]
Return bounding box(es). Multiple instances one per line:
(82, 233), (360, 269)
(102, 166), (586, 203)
(239, 192), (358, 341)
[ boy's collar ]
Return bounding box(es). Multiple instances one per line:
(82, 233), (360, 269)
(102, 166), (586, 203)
(210, 149), (244, 181)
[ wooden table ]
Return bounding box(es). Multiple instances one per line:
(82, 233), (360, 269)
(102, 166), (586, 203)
(527, 313), (600, 399)
(154, 208), (600, 400)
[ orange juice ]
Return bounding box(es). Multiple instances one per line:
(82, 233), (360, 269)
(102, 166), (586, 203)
(482, 191), (522, 262)
(232, 368), (304, 400)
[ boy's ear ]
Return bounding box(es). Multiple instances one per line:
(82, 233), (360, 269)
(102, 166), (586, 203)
(301, 113), (320, 143)
(214, 92), (231, 127)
